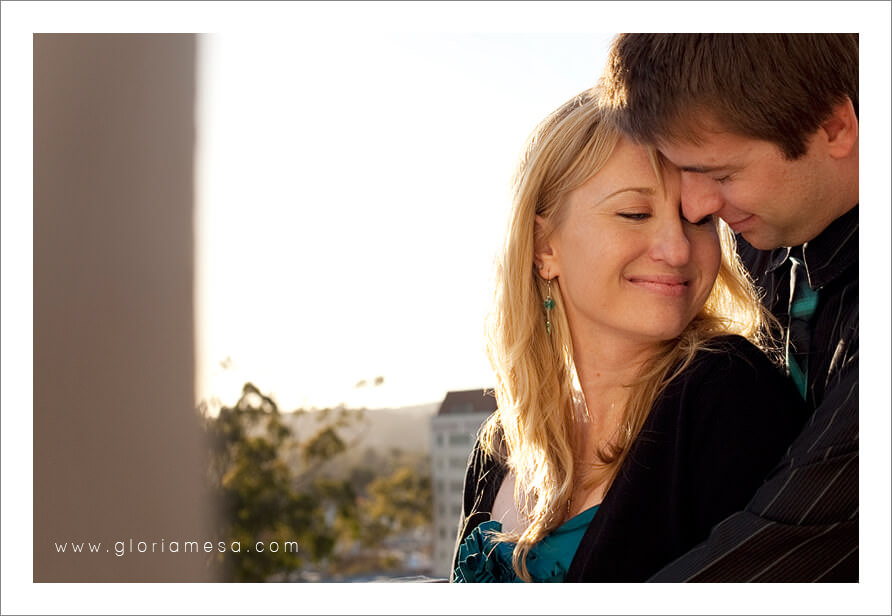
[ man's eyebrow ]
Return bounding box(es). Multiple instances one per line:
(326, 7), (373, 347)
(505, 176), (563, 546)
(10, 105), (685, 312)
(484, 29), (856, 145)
(596, 187), (655, 205)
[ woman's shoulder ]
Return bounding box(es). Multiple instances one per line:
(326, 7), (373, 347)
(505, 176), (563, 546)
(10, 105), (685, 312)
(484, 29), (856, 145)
(467, 416), (506, 473)
(662, 334), (805, 423)
(661, 334), (802, 414)
(685, 334), (785, 383)
(462, 419), (508, 510)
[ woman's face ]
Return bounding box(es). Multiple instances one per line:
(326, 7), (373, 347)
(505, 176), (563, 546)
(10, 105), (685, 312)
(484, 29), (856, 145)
(541, 138), (721, 350)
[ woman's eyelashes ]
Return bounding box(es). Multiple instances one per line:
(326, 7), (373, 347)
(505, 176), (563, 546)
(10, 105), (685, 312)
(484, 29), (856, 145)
(617, 211), (650, 221)
(618, 212), (713, 226)
(616, 206), (713, 226)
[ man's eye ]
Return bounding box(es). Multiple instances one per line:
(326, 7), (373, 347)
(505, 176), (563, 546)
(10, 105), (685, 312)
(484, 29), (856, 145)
(618, 212), (650, 221)
(713, 175), (732, 184)
(683, 214), (714, 226)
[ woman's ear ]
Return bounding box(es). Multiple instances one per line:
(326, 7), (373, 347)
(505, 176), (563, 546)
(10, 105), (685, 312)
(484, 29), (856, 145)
(534, 215), (559, 279)
(820, 97), (858, 159)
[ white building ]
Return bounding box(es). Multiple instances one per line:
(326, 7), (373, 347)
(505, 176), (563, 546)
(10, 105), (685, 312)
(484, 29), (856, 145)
(430, 389), (497, 579)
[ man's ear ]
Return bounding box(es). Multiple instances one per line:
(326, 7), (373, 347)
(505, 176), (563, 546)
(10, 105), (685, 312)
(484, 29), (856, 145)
(820, 97), (858, 159)
(534, 215), (559, 279)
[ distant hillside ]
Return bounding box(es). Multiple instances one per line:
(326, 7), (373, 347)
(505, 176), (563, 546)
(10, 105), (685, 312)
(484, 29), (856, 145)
(282, 402), (439, 455)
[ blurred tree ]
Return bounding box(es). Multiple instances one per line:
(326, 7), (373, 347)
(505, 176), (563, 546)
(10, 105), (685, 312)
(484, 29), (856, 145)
(358, 466), (432, 547)
(201, 382), (361, 582)
(201, 382), (434, 581)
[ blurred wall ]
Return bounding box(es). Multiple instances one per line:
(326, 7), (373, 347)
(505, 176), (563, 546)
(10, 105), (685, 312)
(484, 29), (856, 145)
(34, 34), (218, 581)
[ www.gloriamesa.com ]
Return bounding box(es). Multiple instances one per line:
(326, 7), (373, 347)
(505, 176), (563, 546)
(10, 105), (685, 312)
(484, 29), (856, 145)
(53, 539), (298, 557)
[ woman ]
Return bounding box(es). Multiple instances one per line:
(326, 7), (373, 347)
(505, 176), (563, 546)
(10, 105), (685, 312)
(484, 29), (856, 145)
(451, 91), (807, 583)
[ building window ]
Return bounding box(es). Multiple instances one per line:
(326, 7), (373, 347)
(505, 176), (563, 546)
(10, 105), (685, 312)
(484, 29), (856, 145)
(448, 433), (471, 446)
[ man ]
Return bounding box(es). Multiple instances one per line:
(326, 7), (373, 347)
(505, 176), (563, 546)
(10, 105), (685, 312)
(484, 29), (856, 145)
(597, 34), (858, 581)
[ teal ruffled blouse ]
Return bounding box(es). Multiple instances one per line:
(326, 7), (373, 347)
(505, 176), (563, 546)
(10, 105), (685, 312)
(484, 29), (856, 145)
(453, 505), (599, 583)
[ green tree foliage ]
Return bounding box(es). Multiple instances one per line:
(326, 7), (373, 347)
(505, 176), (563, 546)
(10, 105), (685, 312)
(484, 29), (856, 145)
(201, 383), (360, 582)
(201, 382), (434, 581)
(358, 466), (432, 548)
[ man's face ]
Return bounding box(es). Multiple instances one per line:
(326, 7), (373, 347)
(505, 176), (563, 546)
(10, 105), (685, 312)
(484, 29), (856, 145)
(658, 127), (838, 250)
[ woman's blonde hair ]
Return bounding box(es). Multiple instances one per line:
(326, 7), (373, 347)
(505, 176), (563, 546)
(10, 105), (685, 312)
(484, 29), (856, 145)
(479, 90), (777, 582)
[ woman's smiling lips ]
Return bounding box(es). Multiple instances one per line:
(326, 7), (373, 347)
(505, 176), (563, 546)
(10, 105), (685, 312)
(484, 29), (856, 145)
(626, 274), (690, 297)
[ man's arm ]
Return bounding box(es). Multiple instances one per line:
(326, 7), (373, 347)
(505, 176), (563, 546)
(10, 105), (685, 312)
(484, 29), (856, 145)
(649, 354), (858, 582)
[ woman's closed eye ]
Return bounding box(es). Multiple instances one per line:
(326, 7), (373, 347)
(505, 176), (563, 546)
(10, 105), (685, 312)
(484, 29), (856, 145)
(617, 212), (651, 221)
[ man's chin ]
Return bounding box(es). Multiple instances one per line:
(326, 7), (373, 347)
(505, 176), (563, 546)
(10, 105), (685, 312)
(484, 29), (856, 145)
(737, 223), (788, 251)
(740, 232), (782, 251)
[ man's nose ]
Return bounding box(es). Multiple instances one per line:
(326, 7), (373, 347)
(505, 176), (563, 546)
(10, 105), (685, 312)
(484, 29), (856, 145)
(680, 173), (722, 223)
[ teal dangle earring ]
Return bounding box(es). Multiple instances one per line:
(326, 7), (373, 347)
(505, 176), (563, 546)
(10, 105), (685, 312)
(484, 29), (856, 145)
(544, 278), (555, 334)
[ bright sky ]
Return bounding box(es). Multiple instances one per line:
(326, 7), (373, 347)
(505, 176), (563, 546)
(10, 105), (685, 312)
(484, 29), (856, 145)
(195, 32), (616, 411)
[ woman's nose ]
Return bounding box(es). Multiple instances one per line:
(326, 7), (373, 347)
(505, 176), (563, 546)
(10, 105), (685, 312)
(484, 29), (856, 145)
(681, 173), (723, 224)
(649, 215), (691, 267)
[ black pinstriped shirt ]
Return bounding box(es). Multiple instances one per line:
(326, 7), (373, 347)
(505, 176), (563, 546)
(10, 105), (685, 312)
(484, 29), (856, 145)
(650, 205), (859, 582)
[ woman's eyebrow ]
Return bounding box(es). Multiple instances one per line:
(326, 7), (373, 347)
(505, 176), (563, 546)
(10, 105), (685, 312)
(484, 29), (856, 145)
(596, 187), (655, 206)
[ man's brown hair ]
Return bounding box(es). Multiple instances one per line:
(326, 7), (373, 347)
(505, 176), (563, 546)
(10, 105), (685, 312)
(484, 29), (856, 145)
(597, 34), (859, 159)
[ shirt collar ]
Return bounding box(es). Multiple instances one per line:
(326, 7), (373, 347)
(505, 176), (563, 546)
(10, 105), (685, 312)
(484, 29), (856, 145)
(800, 205), (859, 290)
(761, 205), (858, 290)
(764, 245), (792, 274)
(766, 205), (858, 289)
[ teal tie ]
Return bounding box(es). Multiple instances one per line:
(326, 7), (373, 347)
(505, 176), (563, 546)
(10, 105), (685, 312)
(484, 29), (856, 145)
(786, 255), (818, 399)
